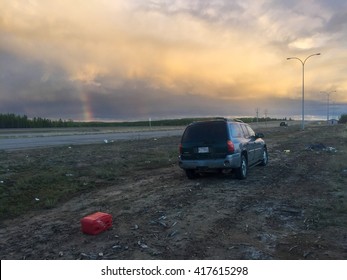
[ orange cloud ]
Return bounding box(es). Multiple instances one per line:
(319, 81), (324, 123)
(1, 0), (347, 121)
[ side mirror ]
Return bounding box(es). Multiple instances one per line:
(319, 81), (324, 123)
(255, 132), (264, 139)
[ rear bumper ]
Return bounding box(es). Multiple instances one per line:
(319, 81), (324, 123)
(178, 154), (241, 170)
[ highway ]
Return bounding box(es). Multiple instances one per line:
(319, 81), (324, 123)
(0, 129), (183, 151)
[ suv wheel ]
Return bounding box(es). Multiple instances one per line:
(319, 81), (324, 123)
(236, 154), (247, 180)
(260, 148), (268, 166)
(185, 169), (198, 179)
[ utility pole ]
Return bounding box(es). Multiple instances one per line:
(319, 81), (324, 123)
(321, 90), (336, 122)
(264, 109), (268, 128)
(327, 93), (330, 122)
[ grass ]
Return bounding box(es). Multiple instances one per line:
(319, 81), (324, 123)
(1, 124), (346, 224)
(0, 136), (180, 220)
(301, 125), (347, 229)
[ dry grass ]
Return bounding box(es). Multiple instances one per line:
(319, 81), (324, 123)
(0, 137), (180, 220)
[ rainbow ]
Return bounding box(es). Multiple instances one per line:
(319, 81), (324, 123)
(80, 92), (94, 122)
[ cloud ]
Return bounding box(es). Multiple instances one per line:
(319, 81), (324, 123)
(1, 0), (347, 121)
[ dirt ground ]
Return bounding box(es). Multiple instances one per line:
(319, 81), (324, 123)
(0, 123), (346, 260)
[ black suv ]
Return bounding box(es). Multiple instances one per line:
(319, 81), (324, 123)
(178, 118), (268, 179)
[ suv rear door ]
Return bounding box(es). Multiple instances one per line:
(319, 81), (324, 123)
(180, 121), (229, 160)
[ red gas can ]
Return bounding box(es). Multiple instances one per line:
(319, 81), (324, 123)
(81, 212), (112, 235)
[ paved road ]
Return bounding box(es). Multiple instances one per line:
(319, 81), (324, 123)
(0, 129), (183, 151)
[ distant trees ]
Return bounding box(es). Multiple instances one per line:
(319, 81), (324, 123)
(0, 114), (29, 128)
(338, 114), (347, 124)
(0, 113), (74, 128)
(0, 113), (295, 129)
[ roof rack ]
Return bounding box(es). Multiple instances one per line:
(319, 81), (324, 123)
(214, 117), (228, 121)
(214, 117), (245, 123)
(233, 118), (244, 123)
(193, 117), (245, 123)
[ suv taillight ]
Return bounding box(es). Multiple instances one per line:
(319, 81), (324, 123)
(179, 143), (183, 154)
(227, 140), (234, 153)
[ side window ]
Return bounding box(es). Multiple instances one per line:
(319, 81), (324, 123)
(246, 125), (255, 137)
(240, 124), (249, 138)
(230, 123), (242, 138)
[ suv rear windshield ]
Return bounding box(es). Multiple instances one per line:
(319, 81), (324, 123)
(181, 121), (228, 143)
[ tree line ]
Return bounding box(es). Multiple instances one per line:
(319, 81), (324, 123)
(0, 114), (207, 128)
(339, 114), (347, 124)
(3, 113), (342, 129)
(0, 113), (74, 128)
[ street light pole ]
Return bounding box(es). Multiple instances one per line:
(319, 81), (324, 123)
(287, 53), (321, 130)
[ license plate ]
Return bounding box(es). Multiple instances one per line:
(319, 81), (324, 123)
(198, 147), (209, 153)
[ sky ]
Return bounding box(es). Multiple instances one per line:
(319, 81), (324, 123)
(1, 0), (347, 121)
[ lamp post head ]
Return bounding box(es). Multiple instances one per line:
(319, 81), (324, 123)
(287, 53), (321, 63)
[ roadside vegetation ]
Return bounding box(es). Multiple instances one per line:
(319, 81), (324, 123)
(1, 113), (289, 129)
(338, 114), (347, 124)
(1, 123), (346, 222)
(0, 137), (179, 220)
(0, 122), (346, 259)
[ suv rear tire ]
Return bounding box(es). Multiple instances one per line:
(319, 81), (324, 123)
(235, 154), (248, 180)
